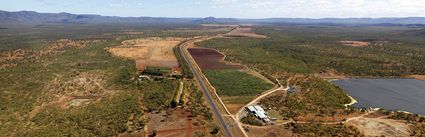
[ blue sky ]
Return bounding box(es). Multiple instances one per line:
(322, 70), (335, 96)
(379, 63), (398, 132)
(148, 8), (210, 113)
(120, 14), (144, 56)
(1, 0), (425, 18)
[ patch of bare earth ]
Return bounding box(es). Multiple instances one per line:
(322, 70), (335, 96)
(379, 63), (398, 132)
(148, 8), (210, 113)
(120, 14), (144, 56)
(107, 37), (184, 70)
(146, 108), (208, 137)
(201, 24), (238, 27)
(224, 26), (267, 38)
(294, 112), (363, 123)
(173, 24), (236, 33)
(338, 41), (370, 47)
(29, 72), (111, 119)
(346, 117), (410, 137)
(244, 124), (293, 137)
(408, 75), (425, 81)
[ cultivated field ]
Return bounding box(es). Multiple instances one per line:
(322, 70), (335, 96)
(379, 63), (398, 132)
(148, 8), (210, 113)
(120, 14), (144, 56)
(188, 45), (273, 115)
(188, 47), (242, 70)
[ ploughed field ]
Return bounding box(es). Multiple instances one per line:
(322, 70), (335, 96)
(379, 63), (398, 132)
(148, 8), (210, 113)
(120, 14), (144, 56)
(188, 47), (273, 114)
(187, 47), (242, 70)
(333, 78), (425, 115)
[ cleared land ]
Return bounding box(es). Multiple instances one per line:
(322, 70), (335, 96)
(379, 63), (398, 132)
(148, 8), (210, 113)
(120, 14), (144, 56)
(338, 41), (370, 47)
(108, 37), (184, 70)
(146, 109), (208, 137)
(346, 117), (410, 137)
(408, 75), (425, 80)
(188, 47), (242, 70)
(225, 27), (267, 38)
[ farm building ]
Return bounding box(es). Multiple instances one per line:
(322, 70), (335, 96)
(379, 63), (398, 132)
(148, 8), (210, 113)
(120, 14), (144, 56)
(245, 105), (270, 122)
(288, 85), (297, 93)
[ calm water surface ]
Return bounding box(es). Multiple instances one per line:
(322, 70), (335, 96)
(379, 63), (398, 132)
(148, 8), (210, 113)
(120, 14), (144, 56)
(333, 78), (425, 115)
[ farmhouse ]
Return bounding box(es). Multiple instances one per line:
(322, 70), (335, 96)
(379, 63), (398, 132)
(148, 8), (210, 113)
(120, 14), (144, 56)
(246, 105), (270, 122)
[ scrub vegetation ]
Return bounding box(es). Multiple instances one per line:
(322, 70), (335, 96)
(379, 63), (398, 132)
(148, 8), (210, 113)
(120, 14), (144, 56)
(0, 23), (219, 136)
(198, 25), (425, 135)
(199, 26), (425, 77)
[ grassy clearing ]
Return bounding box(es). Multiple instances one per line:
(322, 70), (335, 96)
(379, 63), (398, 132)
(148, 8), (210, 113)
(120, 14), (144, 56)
(204, 69), (273, 97)
(204, 69), (274, 114)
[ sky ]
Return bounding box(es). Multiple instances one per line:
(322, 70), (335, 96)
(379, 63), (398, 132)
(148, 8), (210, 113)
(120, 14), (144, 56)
(1, 0), (425, 18)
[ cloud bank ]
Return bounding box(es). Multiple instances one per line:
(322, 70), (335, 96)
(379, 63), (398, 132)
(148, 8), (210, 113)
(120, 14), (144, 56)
(210, 0), (425, 18)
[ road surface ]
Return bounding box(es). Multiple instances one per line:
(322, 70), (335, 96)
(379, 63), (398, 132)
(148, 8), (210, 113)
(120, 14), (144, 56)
(178, 37), (233, 137)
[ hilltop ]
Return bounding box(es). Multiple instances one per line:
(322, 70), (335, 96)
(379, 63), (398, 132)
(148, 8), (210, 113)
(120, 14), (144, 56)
(1, 10), (425, 26)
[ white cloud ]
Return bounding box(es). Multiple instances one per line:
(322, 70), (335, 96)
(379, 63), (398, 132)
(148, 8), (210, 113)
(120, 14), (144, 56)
(108, 0), (144, 8)
(211, 0), (239, 8)
(209, 0), (425, 18)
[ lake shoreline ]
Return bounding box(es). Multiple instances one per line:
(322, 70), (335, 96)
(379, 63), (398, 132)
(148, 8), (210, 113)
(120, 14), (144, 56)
(332, 78), (425, 116)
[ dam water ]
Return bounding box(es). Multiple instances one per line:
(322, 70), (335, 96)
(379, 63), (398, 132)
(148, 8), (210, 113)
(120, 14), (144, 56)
(333, 78), (425, 115)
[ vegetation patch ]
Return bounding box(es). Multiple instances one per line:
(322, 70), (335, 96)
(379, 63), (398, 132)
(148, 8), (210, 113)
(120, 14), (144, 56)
(142, 66), (172, 76)
(241, 113), (264, 126)
(204, 69), (273, 97)
(259, 76), (350, 117)
(204, 69), (273, 114)
(288, 123), (360, 136)
(199, 26), (425, 77)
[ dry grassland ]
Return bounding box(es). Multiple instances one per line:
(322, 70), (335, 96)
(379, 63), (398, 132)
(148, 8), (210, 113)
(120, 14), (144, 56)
(346, 117), (410, 137)
(108, 37), (185, 69)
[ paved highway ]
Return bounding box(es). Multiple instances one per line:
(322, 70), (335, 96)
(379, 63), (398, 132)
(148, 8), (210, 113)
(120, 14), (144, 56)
(178, 37), (233, 137)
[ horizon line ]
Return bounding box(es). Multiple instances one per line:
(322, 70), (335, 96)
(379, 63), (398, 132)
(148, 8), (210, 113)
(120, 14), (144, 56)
(2, 10), (425, 20)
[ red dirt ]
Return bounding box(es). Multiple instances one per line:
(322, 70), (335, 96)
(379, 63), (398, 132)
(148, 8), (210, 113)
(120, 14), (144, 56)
(147, 108), (207, 137)
(188, 48), (242, 70)
(408, 75), (425, 81)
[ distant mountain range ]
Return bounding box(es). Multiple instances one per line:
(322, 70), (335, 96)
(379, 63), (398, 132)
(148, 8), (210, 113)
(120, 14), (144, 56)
(1, 10), (425, 26)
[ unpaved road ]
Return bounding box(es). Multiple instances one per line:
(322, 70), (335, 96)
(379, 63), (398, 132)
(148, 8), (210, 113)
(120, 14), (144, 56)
(235, 84), (288, 122)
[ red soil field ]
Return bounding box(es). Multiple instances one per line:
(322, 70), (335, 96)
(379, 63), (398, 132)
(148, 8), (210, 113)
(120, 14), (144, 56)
(188, 48), (242, 70)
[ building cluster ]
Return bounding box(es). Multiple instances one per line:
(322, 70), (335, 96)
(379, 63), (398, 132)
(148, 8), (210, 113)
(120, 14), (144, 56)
(246, 105), (270, 122)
